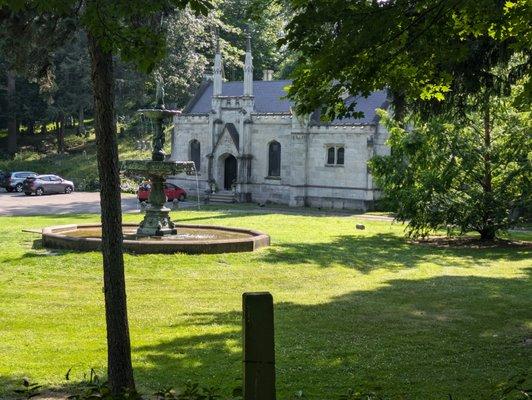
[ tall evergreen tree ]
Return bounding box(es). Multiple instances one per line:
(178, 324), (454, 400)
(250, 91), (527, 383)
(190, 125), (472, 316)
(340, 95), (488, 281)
(52, 31), (92, 136)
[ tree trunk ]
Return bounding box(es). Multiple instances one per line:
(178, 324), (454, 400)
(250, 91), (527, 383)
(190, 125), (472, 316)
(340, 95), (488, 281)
(40, 123), (47, 135)
(57, 112), (65, 153)
(6, 70), (17, 157)
(480, 97), (495, 241)
(389, 88), (406, 127)
(28, 120), (35, 136)
(79, 106), (86, 137)
(87, 32), (136, 396)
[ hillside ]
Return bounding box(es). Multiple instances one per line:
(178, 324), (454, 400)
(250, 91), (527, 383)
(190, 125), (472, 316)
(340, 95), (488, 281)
(0, 122), (168, 191)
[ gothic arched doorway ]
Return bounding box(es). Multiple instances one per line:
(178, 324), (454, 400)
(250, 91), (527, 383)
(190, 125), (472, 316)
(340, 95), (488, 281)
(223, 154), (237, 190)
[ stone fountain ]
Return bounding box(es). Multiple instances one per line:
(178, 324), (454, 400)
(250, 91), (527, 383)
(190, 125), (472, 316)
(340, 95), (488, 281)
(121, 78), (195, 237)
(38, 79), (270, 254)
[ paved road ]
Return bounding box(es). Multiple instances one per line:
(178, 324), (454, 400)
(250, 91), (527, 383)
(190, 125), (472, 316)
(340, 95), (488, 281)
(0, 191), (142, 216)
(0, 189), (393, 221)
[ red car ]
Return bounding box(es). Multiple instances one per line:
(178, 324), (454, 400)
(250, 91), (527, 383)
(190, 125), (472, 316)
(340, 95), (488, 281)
(137, 182), (187, 202)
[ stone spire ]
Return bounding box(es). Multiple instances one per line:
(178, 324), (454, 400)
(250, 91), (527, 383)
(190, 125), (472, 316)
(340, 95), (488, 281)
(243, 27), (253, 97)
(213, 27), (223, 97)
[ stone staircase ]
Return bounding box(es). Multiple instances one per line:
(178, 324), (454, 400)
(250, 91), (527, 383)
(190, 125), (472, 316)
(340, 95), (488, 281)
(207, 191), (237, 204)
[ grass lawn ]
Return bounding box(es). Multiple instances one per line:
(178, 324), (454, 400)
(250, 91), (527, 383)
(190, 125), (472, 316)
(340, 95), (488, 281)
(0, 209), (530, 399)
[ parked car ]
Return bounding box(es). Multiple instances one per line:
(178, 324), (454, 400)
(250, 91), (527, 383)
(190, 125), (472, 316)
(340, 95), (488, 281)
(0, 171), (6, 190)
(137, 182), (187, 202)
(1, 171), (37, 192)
(23, 174), (75, 196)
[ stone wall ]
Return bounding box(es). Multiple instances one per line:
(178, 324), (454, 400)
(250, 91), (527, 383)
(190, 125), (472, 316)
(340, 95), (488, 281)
(171, 115), (210, 176)
(169, 110), (388, 210)
(170, 115), (211, 196)
(249, 115), (292, 185)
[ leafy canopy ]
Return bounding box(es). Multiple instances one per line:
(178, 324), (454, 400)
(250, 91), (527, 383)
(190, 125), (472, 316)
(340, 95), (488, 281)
(282, 0), (531, 120)
(0, 0), (212, 75)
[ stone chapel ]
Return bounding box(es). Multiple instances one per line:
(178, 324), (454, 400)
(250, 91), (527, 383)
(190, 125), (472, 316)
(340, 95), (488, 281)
(169, 34), (390, 210)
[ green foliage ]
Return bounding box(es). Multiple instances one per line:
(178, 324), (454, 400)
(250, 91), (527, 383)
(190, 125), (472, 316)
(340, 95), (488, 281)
(120, 175), (140, 194)
(65, 369), (140, 400)
(218, 0), (286, 80)
(7, 370), (532, 400)
(152, 0), (288, 107)
(48, 31), (92, 125)
(79, 0), (212, 74)
(154, 382), (229, 399)
(13, 378), (42, 399)
(282, 0), (531, 120)
(63, 135), (87, 149)
(337, 389), (382, 400)
(369, 92), (531, 239)
(0, 0), (289, 127)
(490, 373), (532, 400)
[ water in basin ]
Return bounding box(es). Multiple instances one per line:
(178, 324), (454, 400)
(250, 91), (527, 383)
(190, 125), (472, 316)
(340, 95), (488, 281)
(63, 226), (252, 241)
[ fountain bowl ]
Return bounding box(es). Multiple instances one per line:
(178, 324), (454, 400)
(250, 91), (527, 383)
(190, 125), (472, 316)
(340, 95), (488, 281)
(41, 223), (270, 254)
(138, 108), (181, 119)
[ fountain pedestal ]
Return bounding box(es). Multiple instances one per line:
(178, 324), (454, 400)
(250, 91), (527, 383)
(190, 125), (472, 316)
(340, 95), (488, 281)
(122, 159), (195, 237)
(138, 175), (175, 236)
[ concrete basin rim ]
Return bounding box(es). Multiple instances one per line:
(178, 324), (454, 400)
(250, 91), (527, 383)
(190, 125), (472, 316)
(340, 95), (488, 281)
(41, 223), (270, 248)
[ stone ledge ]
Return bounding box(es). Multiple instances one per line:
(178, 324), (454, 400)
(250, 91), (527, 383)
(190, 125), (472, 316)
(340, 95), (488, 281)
(42, 223), (270, 254)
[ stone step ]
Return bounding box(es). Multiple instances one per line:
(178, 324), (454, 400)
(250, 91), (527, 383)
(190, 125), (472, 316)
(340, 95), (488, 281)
(210, 199), (235, 204)
(208, 192), (237, 203)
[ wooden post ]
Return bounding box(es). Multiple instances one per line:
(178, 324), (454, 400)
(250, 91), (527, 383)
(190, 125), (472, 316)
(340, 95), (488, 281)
(243, 292), (276, 400)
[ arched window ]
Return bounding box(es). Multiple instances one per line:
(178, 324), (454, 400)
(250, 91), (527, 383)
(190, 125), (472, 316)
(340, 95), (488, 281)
(268, 141), (281, 177)
(190, 140), (201, 170)
(337, 147), (345, 165)
(327, 147), (336, 164)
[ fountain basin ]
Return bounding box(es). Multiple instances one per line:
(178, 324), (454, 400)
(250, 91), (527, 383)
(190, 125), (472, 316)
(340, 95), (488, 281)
(41, 224), (270, 254)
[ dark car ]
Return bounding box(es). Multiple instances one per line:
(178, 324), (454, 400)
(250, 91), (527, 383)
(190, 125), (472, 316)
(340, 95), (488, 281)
(23, 174), (75, 196)
(1, 171), (37, 192)
(137, 182), (186, 202)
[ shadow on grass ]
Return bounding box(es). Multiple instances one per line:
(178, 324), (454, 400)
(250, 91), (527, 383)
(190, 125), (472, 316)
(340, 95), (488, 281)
(0, 375), (84, 400)
(1, 238), (529, 398)
(0, 238), (87, 264)
(260, 233), (531, 273)
(129, 269), (531, 399)
(174, 207), (380, 223)
(1, 270), (530, 398)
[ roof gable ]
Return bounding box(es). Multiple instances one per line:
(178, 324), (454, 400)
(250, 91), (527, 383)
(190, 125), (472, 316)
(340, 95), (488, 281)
(213, 123), (240, 152)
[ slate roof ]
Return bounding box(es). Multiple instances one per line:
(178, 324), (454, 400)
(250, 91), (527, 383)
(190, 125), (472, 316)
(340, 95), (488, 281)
(184, 80), (388, 125)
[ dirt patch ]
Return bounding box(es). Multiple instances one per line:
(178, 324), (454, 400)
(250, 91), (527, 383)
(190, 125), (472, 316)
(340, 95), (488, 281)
(411, 236), (532, 249)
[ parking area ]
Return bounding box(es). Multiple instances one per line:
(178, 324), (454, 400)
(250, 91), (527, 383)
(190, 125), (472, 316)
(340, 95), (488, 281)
(0, 191), (141, 216)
